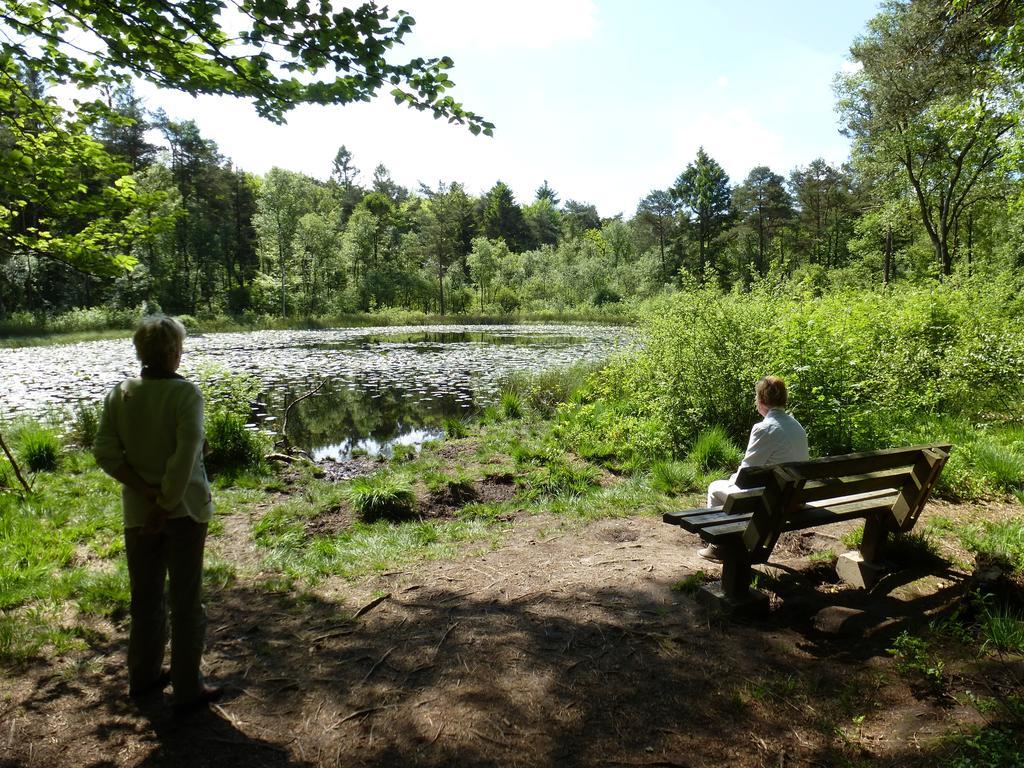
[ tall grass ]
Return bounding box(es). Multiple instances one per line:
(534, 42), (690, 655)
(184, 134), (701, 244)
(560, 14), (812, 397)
(960, 518), (1024, 573)
(13, 422), (61, 473)
(688, 426), (743, 473)
(345, 472), (417, 522)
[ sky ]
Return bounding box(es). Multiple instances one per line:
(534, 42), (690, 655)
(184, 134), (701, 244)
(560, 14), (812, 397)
(132, 0), (882, 218)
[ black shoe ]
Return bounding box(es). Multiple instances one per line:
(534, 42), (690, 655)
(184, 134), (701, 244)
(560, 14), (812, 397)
(128, 669), (171, 699)
(174, 685), (224, 717)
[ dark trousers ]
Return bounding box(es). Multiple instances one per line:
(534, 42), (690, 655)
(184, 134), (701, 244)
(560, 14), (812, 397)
(124, 516), (208, 703)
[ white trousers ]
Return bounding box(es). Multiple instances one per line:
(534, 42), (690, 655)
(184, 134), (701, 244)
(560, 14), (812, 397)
(707, 478), (737, 507)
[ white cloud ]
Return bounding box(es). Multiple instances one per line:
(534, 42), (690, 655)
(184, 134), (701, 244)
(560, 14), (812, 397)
(715, 75), (730, 89)
(840, 59), (863, 74)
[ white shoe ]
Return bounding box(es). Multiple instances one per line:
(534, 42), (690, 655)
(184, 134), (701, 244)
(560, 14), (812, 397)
(698, 544), (722, 562)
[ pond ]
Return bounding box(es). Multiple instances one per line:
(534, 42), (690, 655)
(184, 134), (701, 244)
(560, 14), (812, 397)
(0, 324), (632, 460)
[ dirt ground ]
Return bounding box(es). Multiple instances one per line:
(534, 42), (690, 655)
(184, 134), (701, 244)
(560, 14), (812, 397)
(1, 496), (1021, 768)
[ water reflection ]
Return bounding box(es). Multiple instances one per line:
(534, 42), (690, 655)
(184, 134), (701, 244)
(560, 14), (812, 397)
(0, 324), (633, 461)
(271, 377), (473, 460)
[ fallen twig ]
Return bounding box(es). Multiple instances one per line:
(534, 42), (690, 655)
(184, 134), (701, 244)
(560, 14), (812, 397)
(470, 727), (515, 749)
(361, 646), (396, 683)
(429, 721), (445, 745)
(0, 430), (31, 493)
(354, 592), (391, 619)
(335, 702), (399, 725)
(432, 621), (459, 655)
(310, 626), (356, 643)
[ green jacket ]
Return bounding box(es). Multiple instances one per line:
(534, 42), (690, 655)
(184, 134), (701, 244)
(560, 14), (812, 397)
(94, 376), (213, 527)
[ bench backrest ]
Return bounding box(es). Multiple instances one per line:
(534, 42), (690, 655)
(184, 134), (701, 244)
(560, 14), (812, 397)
(728, 444), (951, 561)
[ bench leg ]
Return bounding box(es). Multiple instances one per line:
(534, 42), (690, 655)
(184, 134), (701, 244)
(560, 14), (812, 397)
(860, 515), (887, 564)
(837, 515), (888, 589)
(721, 555), (752, 602)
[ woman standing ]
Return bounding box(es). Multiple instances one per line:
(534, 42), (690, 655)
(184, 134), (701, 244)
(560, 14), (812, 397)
(94, 315), (221, 712)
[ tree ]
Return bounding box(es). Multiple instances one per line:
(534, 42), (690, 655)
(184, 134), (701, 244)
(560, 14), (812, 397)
(635, 190), (679, 279)
(732, 166), (793, 276)
(837, 0), (1016, 276)
(331, 146), (360, 189)
(94, 85), (157, 173)
(0, 63), (155, 286)
(467, 237), (510, 311)
(253, 168), (319, 316)
(672, 148), (732, 281)
(417, 182), (475, 314)
(481, 181), (530, 252)
(561, 200), (601, 240)
(523, 197), (561, 247)
(2, 1), (493, 130)
(372, 164), (408, 205)
(0, 1), (492, 282)
(788, 160), (859, 269)
(535, 180), (560, 206)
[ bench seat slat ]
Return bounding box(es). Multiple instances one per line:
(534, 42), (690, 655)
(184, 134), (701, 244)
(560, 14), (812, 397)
(679, 489), (901, 544)
(663, 506), (722, 525)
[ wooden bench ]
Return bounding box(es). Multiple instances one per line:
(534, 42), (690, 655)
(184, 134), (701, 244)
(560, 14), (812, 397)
(663, 444), (952, 609)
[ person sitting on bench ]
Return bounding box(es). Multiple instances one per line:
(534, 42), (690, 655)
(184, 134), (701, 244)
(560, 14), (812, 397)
(700, 376), (809, 561)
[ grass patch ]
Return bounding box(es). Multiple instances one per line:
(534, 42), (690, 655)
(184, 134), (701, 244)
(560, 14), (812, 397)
(500, 390), (524, 420)
(943, 726), (1024, 768)
(14, 422), (61, 473)
(979, 604), (1024, 654)
(443, 416), (470, 439)
(257, 516), (497, 583)
(687, 426), (742, 474)
(69, 402), (102, 449)
(672, 570), (711, 594)
(960, 518), (1024, 574)
(345, 472), (417, 522)
(649, 460), (698, 495)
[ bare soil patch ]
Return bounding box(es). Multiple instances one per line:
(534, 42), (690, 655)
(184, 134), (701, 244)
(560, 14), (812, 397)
(2, 499), (1021, 768)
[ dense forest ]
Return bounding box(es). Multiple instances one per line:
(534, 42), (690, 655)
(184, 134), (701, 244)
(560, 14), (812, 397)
(1, 0), (1022, 326)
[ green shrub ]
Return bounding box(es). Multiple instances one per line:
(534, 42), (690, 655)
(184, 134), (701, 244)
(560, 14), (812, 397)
(345, 472), (417, 522)
(500, 390), (523, 420)
(945, 727), (1024, 768)
(205, 410), (267, 475)
(888, 630), (945, 688)
(530, 459), (602, 499)
(688, 426), (743, 474)
(574, 280), (1024, 485)
(194, 364), (262, 416)
(70, 402), (102, 449)
(15, 423), (60, 473)
(443, 416), (470, 439)
(495, 287), (520, 314)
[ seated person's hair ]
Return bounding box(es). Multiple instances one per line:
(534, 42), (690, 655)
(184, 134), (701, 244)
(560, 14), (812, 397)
(756, 376), (788, 408)
(133, 315), (186, 369)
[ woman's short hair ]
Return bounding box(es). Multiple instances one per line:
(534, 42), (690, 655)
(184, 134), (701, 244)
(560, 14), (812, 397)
(755, 376), (788, 408)
(133, 315), (186, 369)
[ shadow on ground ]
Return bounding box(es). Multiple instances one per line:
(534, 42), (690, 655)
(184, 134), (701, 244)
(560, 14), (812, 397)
(6, 555), (1021, 768)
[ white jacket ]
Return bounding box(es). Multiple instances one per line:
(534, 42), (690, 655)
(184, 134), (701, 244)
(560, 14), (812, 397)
(94, 376), (213, 527)
(730, 408), (809, 482)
